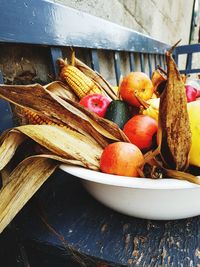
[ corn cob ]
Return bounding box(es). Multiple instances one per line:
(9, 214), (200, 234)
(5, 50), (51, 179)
(24, 109), (66, 128)
(58, 58), (102, 99)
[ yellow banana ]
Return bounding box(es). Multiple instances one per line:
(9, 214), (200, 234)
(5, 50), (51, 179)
(187, 101), (200, 167)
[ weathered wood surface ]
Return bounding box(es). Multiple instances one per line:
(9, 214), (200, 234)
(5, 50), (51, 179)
(0, 0), (169, 54)
(13, 169), (200, 267)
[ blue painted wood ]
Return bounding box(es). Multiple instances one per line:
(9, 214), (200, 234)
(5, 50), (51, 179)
(162, 54), (166, 70)
(179, 68), (200, 74)
(49, 47), (63, 79)
(90, 50), (100, 72)
(139, 53), (145, 72)
(0, 228), (80, 267)
(13, 170), (200, 266)
(0, 71), (13, 134)
(0, 0), (169, 53)
(129, 52), (135, 72)
(113, 51), (121, 85)
(185, 53), (193, 73)
(158, 54), (162, 67)
(147, 54), (153, 78)
(154, 54), (158, 70)
(174, 44), (200, 74)
(175, 43), (200, 54)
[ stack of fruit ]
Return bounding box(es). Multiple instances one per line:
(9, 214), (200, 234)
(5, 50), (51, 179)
(63, 61), (200, 178)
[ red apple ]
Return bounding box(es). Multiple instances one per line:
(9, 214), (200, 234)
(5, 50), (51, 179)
(185, 85), (197, 102)
(119, 72), (154, 107)
(123, 115), (158, 151)
(100, 142), (144, 177)
(79, 94), (111, 117)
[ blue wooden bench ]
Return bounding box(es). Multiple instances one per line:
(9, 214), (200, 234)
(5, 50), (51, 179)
(0, 1), (200, 266)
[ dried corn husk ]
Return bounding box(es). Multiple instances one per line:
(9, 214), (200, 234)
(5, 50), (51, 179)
(44, 81), (79, 102)
(143, 151), (200, 185)
(165, 168), (200, 185)
(158, 47), (192, 171)
(0, 121), (104, 232)
(0, 156), (58, 233)
(15, 124), (102, 170)
(0, 130), (26, 171)
(0, 125), (103, 170)
(0, 83), (129, 148)
(74, 58), (118, 100)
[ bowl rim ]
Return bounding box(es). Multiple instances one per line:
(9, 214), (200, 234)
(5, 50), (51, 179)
(59, 165), (200, 190)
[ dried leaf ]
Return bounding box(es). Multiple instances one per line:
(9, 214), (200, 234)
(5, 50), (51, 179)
(1, 165), (12, 187)
(44, 81), (79, 102)
(0, 83), (128, 148)
(0, 156), (58, 233)
(158, 49), (192, 171)
(165, 168), (200, 185)
(33, 154), (86, 168)
(0, 130), (26, 171)
(15, 124), (102, 170)
(75, 58), (118, 100)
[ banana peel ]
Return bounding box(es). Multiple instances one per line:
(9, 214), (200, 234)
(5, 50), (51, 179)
(187, 101), (200, 167)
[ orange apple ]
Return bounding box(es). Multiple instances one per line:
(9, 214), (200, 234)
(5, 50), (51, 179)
(100, 142), (144, 177)
(119, 72), (154, 107)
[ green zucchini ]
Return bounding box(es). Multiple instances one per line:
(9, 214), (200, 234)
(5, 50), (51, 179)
(104, 100), (131, 129)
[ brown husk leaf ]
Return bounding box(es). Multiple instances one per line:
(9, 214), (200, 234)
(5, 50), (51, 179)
(0, 130), (26, 171)
(0, 83), (129, 148)
(44, 81), (79, 102)
(142, 154), (200, 185)
(0, 124), (103, 171)
(158, 49), (192, 171)
(0, 156), (58, 233)
(74, 57), (118, 100)
(15, 124), (102, 170)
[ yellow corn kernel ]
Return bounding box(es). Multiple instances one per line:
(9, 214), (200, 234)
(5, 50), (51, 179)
(60, 65), (102, 99)
(23, 110), (65, 128)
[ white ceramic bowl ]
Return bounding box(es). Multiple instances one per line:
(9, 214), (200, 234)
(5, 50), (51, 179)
(60, 165), (200, 220)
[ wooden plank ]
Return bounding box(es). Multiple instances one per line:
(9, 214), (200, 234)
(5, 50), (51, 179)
(175, 44), (200, 54)
(90, 50), (100, 72)
(154, 54), (158, 70)
(49, 47), (63, 79)
(158, 54), (162, 67)
(180, 68), (200, 74)
(0, 71), (13, 134)
(139, 53), (145, 72)
(113, 51), (121, 85)
(0, 0), (169, 53)
(147, 54), (153, 78)
(185, 53), (192, 73)
(129, 52), (135, 71)
(162, 54), (166, 69)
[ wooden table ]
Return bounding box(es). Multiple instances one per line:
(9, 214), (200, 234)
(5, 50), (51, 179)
(13, 169), (200, 267)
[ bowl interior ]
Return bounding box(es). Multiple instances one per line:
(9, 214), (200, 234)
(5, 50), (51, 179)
(59, 165), (199, 190)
